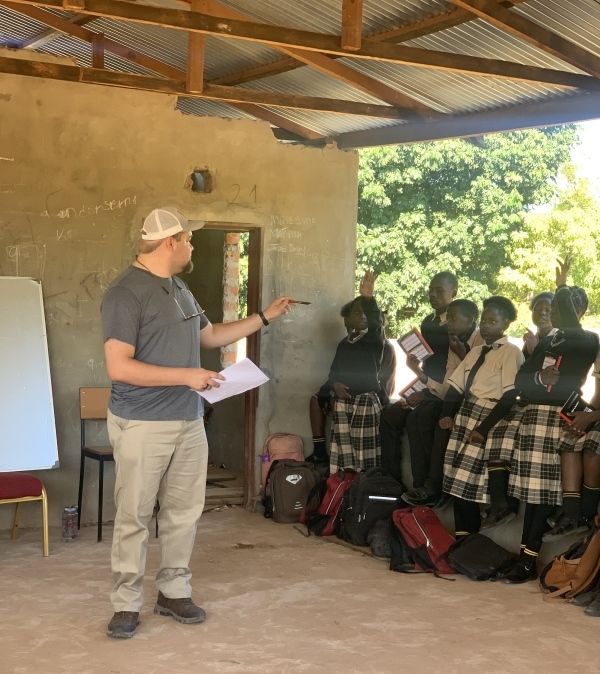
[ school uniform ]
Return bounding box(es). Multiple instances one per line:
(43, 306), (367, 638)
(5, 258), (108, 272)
(380, 311), (449, 483)
(442, 337), (525, 504)
(328, 297), (385, 473)
(407, 327), (485, 490)
(557, 348), (600, 457)
(496, 288), (599, 505)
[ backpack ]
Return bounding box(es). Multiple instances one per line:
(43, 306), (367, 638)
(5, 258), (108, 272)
(390, 507), (456, 576)
(338, 468), (405, 546)
(263, 459), (321, 524)
(261, 433), (305, 488)
(446, 534), (516, 581)
(368, 518), (393, 559)
(301, 469), (357, 536)
(539, 515), (600, 603)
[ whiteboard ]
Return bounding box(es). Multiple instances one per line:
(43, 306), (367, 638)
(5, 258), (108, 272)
(0, 277), (59, 471)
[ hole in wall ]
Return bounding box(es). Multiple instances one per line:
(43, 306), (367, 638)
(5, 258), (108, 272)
(187, 168), (213, 193)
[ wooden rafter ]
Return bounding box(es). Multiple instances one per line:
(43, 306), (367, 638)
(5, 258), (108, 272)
(200, 0), (441, 119)
(4, 0), (596, 90)
(186, 0), (205, 93)
(19, 13), (94, 49)
(0, 54), (406, 118)
(450, 0), (600, 79)
(335, 92), (600, 148)
(91, 32), (104, 69)
(1, 2), (324, 140)
(341, 0), (363, 52)
(205, 0), (530, 87)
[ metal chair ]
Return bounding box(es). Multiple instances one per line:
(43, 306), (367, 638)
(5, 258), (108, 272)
(77, 387), (113, 542)
(0, 472), (49, 556)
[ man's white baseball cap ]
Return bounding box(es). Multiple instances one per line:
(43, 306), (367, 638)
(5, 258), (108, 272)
(141, 207), (205, 241)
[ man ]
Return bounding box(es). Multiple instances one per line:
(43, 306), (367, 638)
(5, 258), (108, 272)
(101, 206), (292, 639)
(379, 272), (458, 484)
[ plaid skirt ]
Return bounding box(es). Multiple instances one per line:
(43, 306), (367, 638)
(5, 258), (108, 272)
(508, 404), (566, 506)
(485, 402), (527, 463)
(330, 392), (382, 473)
(557, 421), (600, 455)
(443, 397), (498, 504)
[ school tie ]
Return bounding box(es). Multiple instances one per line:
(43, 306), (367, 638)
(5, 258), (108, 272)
(464, 345), (494, 394)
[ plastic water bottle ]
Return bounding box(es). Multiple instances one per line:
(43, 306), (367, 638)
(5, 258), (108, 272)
(62, 505), (78, 542)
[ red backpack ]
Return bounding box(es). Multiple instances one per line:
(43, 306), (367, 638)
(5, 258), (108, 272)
(301, 469), (357, 536)
(390, 507), (456, 576)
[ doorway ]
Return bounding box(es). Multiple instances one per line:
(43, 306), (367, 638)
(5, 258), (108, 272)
(184, 224), (263, 509)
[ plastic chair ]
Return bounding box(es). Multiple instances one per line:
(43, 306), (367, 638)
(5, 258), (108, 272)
(0, 472), (49, 556)
(77, 387), (113, 542)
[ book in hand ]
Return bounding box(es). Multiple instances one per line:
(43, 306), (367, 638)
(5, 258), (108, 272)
(397, 328), (434, 362)
(559, 392), (593, 424)
(399, 378), (428, 408)
(542, 351), (562, 393)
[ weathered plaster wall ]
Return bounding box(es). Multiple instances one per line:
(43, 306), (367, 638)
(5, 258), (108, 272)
(0, 72), (358, 529)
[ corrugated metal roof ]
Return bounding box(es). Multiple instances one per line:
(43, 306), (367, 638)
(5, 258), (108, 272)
(0, 0), (598, 143)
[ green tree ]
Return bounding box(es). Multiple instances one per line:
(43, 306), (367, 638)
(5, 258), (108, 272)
(497, 168), (600, 333)
(357, 127), (578, 335)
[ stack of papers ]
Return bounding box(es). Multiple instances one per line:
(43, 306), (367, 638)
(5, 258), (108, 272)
(195, 358), (269, 403)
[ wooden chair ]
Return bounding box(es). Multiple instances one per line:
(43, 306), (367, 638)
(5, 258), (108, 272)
(77, 387), (113, 542)
(0, 472), (49, 556)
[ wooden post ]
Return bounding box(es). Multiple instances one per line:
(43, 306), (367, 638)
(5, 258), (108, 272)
(186, 0), (206, 93)
(91, 32), (104, 69)
(342, 0), (363, 51)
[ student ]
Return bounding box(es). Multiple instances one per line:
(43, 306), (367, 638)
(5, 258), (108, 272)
(546, 352), (600, 540)
(328, 270), (385, 473)
(440, 297), (524, 540)
(496, 258), (599, 583)
(402, 299), (484, 507)
(307, 315), (396, 466)
(380, 272), (458, 483)
(523, 291), (555, 357)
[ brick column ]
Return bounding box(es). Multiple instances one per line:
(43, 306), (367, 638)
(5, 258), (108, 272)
(221, 232), (241, 367)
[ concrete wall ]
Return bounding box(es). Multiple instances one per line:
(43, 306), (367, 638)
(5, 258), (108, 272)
(0, 68), (358, 529)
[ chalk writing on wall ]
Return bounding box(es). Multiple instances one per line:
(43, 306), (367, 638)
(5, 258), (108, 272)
(6, 242), (46, 279)
(41, 194), (137, 219)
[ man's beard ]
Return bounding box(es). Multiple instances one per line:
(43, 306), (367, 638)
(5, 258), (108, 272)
(181, 260), (194, 274)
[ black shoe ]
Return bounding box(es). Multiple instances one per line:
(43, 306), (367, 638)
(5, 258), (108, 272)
(154, 592), (206, 624)
(572, 589), (600, 607)
(107, 611), (140, 639)
(480, 505), (517, 531)
(432, 492), (452, 511)
(546, 507), (564, 529)
(492, 558), (519, 581)
(542, 517), (590, 542)
(502, 559), (537, 584)
(584, 595), (600, 617)
(401, 487), (437, 507)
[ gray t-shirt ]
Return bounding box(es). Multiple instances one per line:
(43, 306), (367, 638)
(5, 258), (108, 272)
(101, 266), (210, 421)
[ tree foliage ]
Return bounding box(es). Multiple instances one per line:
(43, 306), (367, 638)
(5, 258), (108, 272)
(356, 127), (578, 335)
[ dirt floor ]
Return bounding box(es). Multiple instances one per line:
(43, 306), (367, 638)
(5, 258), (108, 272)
(2, 507), (600, 674)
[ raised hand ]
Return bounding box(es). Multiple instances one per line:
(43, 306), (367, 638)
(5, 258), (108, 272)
(262, 296), (294, 322)
(556, 254), (572, 288)
(359, 270), (375, 299)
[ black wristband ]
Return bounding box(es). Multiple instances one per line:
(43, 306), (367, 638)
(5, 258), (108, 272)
(258, 310), (269, 326)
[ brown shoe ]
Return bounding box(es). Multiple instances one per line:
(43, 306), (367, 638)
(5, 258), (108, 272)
(154, 591), (206, 624)
(107, 611), (140, 639)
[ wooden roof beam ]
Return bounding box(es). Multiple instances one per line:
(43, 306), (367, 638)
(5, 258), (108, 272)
(200, 0), (441, 119)
(450, 0), (600, 79)
(205, 0), (530, 87)
(1, 2), (325, 140)
(19, 12), (94, 49)
(342, 0), (362, 52)
(3, 0), (591, 90)
(0, 53), (405, 118)
(186, 0), (205, 93)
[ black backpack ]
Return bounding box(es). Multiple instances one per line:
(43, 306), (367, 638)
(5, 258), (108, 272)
(338, 467), (404, 546)
(446, 533), (516, 581)
(263, 459), (321, 524)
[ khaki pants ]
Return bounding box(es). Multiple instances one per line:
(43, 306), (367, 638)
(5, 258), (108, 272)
(107, 411), (209, 612)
